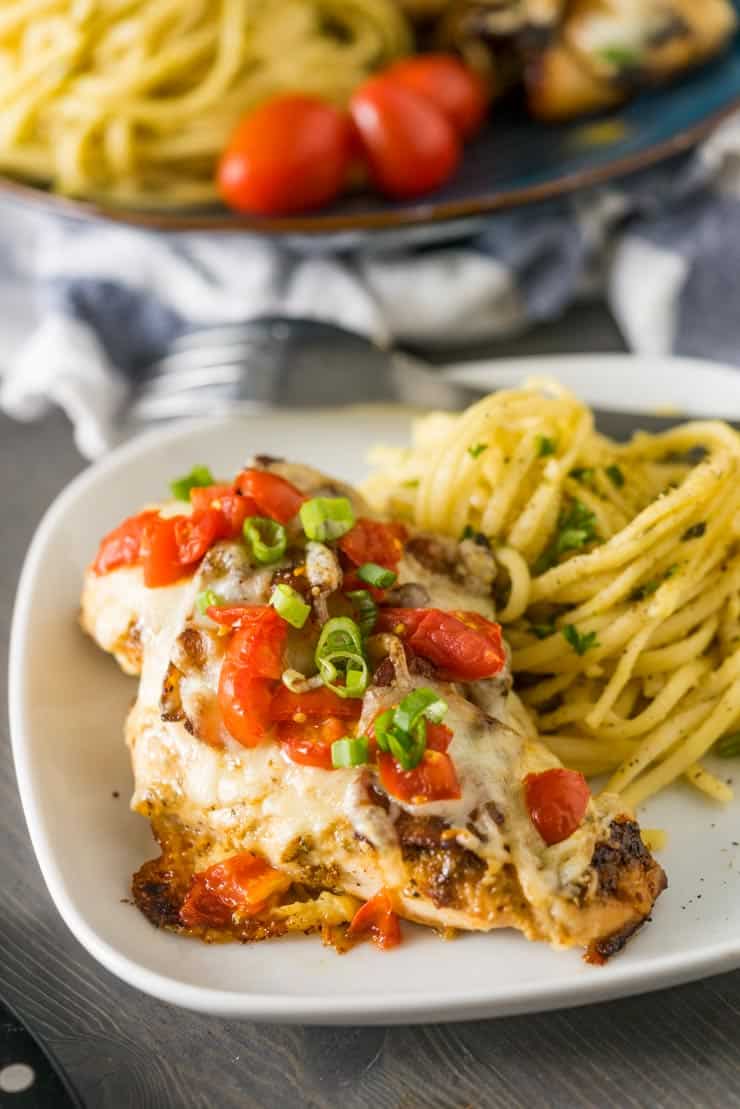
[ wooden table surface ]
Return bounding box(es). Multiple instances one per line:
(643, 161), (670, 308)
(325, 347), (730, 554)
(2, 307), (740, 1109)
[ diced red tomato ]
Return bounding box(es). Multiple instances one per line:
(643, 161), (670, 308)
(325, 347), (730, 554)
(270, 685), (362, 722)
(217, 95), (353, 217)
(348, 889), (401, 950)
(173, 508), (222, 565)
(180, 852), (291, 928)
(377, 607), (505, 680)
(190, 484), (256, 538)
(385, 54), (488, 139)
(524, 768), (590, 846)
(138, 516), (185, 588)
(209, 606), (287, 679)
(350, 75), (460, 200)
(425, 722), (453, 752)
(378, 749), (460, 805)
(339, 518), (407, 570)
(234, 469), (306, 523)
(277, 715), (347, 770)
(217, 661), (274, 748)
(92, 510), (159, 575)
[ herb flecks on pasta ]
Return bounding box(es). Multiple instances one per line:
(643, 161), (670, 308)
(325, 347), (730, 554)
(365, 382), (740, 807)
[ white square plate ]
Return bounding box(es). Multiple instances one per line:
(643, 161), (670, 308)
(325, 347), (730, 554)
(10, 355), (740, 1023)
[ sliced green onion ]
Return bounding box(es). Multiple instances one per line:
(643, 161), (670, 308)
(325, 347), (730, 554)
(394, 688), (448, 733)
(196, 588), (221, 615)
(374, 689), (448, 771)
(331, 736), (370, 769)
(346, 590), (378, 639)
(357, 562), (396, 589)
(270, 583), (311, 629)
(243, 516), (287, 564)
(170, 464), (214, 501)
(315, 616), (368, 698)
(300, 497), (355, 542)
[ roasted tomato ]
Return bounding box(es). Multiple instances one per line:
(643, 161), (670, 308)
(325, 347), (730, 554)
(276, 715), (347, 771)
(378, 749), (461, 805)
(348, 889), (401, 949)
(234, 469), (306, 524)
(385, 54), (488, 138)
(270, 685), (362, 722)
(524, 768), (590, 846)
(218, 95), (353, 216)
(180, 852), (291, 928)
(350, 75), (460, 199)
(92, 510), (159, 575)
(338, 518), (406, 570)
(377, 608), (505, 680)
(217, 662), (274, 748)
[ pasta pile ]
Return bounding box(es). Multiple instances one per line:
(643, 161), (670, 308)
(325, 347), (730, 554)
(0, 0), (410, 206)
(365, 382), (740, 807)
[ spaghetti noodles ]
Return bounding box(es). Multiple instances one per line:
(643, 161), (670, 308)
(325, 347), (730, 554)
(365, 382), (740, 807)
(0, 0), (410, 206)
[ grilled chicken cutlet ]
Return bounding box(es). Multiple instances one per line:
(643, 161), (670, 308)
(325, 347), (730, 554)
(81, 457), (665, 960)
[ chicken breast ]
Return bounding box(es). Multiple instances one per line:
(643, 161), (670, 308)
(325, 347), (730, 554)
(81, 457), (665, 961)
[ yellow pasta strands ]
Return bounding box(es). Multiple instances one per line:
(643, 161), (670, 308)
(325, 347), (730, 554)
(365, 381), (740, 807)
(0, 0), (410, 206)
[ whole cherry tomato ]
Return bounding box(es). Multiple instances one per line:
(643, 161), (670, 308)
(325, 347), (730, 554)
(524, 768), (590, 846)
(218, 95), (353, 216)
(350, 75), (460, 199)
(385, 54), (488, 138)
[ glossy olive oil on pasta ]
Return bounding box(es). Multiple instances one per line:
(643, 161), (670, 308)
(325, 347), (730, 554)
(365, 382), (740, 808)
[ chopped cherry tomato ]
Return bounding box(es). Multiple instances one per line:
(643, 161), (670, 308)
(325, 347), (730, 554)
(92, 510), (159, 575)
(339, 518), (407, 570)
(348, 889), (401, 950)
(217, 662), (274, 748)
(350, 75), (460, 199)
(524, 768), (590, 846)
(270, 685), (362, 722)
(210, 606), (287, 679)
(378, 749), (461, 805)
(425, 721), (453, 752)
(174, 508), (222, 565)
(218, 95), (353, 216)
(385, 54), (488, 139)
(190, 484), (256, 537)
(139, 516), (185, 588)
(180, 852), (291, 928)
(377, 607), (505, 680)
(277, 715), (347, 770)
(234, 469), (306, 524)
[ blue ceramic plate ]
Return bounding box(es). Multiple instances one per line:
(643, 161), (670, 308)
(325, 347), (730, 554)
(2, 26), (740, 246)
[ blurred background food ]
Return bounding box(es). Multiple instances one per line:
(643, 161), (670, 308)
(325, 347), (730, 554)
(0, 0), (736, 211)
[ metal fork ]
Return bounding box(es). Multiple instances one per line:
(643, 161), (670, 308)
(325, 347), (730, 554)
(127, 316), (468, 423)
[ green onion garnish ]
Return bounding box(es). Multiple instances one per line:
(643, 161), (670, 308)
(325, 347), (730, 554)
(196, 588), (221, 614)
(170, 464), (214, 501)
(315, 616), (368, 698)
(331, 736), (370, 768)
(243, 516), (287, 564)
(374, 689), (448, 771)
(300, 497), (355, 542)
(270, 583), (311, 629)
(346, 590), (378, 639)
(357, 562), (396, 589)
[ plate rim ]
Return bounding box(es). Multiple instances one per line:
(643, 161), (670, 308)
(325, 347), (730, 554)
(1, 97), (738, 237)
(9, 353), (740, 1022)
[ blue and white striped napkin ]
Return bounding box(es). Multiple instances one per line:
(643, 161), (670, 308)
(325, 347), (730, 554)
(2, 112), (740, 459)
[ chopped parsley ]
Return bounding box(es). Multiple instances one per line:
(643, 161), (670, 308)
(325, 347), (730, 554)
(630, 564), (678, 602)
(534, 500), (599, 574)
(682, 522), (706, 541)
(563, 625), (599, 656)
(569, 467), (596, 488)
(537, 435), (557, 458)
(468, 442), (488, 459)
(531, 622), (556, 640)
(402, 479), (419, 488)
(605, 464), (625, 488)
(717, 732), (740, 758)
(460, 524), (491, 548)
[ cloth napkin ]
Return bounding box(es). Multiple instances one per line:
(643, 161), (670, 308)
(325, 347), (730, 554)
(3, 111), (740, 459)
